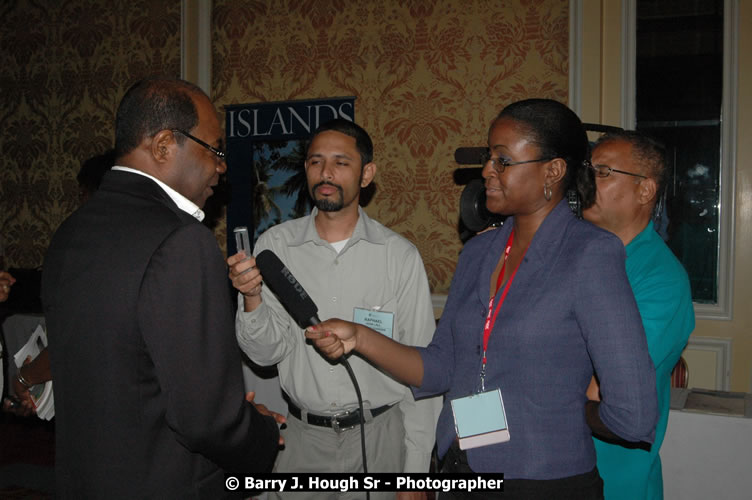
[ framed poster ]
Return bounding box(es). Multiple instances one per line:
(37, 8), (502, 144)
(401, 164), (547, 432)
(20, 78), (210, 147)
(225, 97), (356, 255)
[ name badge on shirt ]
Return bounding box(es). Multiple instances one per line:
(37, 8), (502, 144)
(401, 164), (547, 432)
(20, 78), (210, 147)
(353, 307), (394, 339)
(450, 388), (510, 450)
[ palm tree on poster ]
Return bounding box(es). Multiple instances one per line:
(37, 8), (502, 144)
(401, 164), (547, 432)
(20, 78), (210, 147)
(275, 141), (312, 218)
(251, 146), (283, 232)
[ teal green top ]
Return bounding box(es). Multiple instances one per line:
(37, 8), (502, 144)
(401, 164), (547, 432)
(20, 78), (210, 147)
(594, 221), (695, 499)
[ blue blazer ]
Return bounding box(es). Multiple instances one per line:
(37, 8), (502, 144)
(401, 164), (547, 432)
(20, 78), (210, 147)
(417, 199), (657, 479)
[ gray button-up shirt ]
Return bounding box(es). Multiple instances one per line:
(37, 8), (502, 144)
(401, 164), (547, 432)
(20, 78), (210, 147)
(237, 207), (441, 472)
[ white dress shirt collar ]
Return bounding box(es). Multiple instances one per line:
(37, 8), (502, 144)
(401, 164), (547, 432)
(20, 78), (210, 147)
(111, 166), (205, 221)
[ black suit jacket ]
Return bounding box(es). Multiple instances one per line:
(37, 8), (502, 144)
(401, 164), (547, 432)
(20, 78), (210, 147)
(42, 170), (279, 499)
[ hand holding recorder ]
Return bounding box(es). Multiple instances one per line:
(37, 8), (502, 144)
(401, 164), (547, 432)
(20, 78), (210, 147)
(227, 226), (264, 311)
(227, 252), (262, 296)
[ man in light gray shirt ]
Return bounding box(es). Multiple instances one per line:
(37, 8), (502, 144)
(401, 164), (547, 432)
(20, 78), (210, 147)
(228, 118), (440, 499)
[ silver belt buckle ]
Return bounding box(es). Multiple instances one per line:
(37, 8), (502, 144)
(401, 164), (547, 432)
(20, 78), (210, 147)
(330, 410), (355, 433)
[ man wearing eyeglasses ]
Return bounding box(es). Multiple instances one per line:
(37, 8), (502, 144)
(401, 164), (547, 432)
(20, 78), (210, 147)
(583, 130), (695, 500)
(42, 77), (281, 499)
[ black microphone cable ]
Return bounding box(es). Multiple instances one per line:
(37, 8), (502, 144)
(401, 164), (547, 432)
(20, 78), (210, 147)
(255, 250), (371, 482)
(339, 356), (370, 500)
(340, 357), (368, 473)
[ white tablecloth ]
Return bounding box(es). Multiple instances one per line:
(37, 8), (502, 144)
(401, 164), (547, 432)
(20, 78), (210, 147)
(663, 408), (752, 499)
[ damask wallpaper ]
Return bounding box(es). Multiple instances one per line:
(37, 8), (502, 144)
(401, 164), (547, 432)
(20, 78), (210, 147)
(212, 0), (569, 293)
(0, 0), (568, 295)
(0, 1), (181, 269)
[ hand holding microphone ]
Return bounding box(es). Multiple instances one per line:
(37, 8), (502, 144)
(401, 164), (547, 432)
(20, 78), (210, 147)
(251, 249), (363, 360)
(252, 248), (373, 473)
(305, 319), (359, 360)
(253, 250), (355, 359)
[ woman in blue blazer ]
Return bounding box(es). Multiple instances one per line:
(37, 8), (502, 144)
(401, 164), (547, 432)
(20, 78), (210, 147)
(307, 99), (657, 499)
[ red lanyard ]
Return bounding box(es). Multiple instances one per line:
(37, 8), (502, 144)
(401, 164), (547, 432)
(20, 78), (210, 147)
(480, 230), (525, 390)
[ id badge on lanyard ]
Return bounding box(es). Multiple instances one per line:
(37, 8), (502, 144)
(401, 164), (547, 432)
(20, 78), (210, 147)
(449, 230), (524, 450)
(451, 388), (510, 449)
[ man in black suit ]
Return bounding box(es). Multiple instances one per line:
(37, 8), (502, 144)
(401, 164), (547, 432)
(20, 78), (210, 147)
(42, 77), (280, 499)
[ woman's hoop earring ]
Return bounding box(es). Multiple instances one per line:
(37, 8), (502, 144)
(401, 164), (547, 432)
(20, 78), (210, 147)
(544, 183), (552, 201)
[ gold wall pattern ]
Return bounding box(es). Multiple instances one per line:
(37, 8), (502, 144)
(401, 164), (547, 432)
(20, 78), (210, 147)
(0, 1), (181, 268)
(0, 0), (567, 295)
(212, 0), (569, 293)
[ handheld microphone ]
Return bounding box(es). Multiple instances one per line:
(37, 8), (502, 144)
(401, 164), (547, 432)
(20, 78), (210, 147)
(254, 249), (370, 475)
(255, 250), (320, 328)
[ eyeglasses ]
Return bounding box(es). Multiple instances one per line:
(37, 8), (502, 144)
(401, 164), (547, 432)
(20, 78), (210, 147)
(586, 160), (646, 180)
(480, 151), (553, 174)
(171, 129), (226, 160)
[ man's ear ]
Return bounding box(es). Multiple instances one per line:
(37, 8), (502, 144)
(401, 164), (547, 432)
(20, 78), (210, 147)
(545, 158), (567, 186)
(360, 162), (377, 188)
(638, 176), (658, 206)
(150, 130), (176, 164)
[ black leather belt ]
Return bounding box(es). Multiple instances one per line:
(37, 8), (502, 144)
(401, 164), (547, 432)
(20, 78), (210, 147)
(287, 401), (393, 433)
